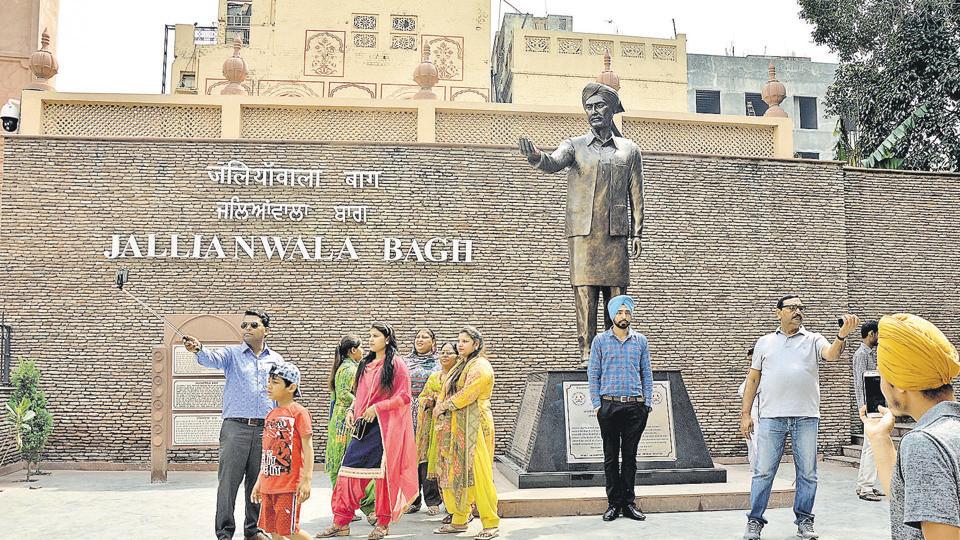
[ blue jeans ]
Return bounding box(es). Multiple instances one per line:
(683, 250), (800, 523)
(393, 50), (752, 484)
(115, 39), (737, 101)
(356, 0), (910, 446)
(747, 416), (819, 525)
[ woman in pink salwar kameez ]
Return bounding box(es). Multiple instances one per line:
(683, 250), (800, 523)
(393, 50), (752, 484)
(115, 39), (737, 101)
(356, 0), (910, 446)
(317, 322), (418, 540)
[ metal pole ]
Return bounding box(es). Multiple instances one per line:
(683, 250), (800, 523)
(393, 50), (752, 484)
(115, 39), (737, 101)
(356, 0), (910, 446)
(161, 24), (175, 94)
(120, 288), (187, 339)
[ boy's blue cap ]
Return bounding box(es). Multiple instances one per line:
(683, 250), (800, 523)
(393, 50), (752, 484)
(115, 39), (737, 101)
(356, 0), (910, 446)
(271, 361), (302, 397)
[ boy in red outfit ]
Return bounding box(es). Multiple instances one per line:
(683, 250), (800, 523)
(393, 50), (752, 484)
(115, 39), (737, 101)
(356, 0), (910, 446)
(252, 361), (314, 540)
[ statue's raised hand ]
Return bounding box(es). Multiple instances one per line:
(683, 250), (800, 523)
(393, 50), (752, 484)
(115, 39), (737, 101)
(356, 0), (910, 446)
(518, 137), (541, 164)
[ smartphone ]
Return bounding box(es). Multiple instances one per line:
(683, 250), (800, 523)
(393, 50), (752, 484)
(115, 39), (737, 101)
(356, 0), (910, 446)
(863, 370), (885, 417)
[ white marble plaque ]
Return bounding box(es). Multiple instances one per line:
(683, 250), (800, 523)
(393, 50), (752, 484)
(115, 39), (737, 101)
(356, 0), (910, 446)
(173, 380), (225, 411)
(172, 344), (229, 376)
(172, 414), (223, 446)
(562, 380), (677, 463)
(510, 376), (546, 462)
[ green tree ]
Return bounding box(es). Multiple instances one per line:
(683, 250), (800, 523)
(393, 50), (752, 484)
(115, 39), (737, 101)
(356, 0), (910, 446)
(6, 359), (53, 480)
(799, 0), (960, 170)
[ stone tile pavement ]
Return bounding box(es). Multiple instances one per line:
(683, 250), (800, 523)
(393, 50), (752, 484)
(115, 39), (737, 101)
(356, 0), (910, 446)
(1, 462), (890, 539)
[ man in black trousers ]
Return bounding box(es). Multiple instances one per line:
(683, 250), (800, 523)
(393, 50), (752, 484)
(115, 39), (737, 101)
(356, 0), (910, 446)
(587, 294), (654, 522)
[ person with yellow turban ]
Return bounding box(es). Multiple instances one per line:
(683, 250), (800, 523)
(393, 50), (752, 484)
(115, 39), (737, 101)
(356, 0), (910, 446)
(861, 313), (960, 540)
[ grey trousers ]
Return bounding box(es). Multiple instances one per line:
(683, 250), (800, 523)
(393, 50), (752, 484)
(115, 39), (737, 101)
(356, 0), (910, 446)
(574, 285), (627, 360)
(216, 419), (264, 539)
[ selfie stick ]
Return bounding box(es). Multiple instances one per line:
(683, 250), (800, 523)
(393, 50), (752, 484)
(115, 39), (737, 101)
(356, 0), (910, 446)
(114, 268), (186, 339)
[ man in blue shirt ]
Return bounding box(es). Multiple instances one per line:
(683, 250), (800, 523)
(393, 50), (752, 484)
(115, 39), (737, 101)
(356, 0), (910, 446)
(183, 310), (283, 540)
(588, 294), (653, 523)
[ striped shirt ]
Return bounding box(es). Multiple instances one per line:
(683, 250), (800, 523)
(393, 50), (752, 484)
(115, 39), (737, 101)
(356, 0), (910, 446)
(588, 328), (653, 409)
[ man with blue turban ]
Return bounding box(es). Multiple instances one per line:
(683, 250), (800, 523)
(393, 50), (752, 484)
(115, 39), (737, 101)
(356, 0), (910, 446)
(586, 294), (653, 523)
(519, 82), (644, 364)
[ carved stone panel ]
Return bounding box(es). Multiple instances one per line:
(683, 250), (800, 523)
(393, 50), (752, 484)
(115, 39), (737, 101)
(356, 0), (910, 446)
(304, 30), (346, 77)
(423, 35), (464, 81)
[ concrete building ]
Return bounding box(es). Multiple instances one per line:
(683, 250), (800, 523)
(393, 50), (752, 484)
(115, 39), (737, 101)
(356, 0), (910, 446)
(169, 0), (491, 101)
(0, 0), (59, 105)
(491, 13), (688, 111)
(687, 53), (839, 159)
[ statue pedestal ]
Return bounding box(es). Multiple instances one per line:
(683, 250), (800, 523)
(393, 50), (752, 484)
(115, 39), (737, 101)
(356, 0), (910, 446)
(496, 370), (726, 488)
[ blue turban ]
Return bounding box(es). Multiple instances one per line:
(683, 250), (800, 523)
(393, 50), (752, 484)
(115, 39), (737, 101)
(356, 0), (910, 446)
(607, 294), (635, 320)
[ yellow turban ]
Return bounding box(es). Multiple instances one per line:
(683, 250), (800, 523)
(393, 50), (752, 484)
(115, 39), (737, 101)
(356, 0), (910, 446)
(878, 313), (960, 391)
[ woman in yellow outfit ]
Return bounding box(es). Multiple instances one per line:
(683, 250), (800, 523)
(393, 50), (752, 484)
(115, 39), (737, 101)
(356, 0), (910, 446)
(433, 326), (500, 540)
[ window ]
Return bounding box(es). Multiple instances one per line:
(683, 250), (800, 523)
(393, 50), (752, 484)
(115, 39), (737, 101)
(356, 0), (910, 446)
(226, 1), (252, 44)
(745, 92), (768, 116)
(392, 16), (416, 32)
(178, 72), (196, 89)
(353, 14), (377, 30)
(797, 96), (818, 129)
(695, 90), (721, 114)
(796, 152), (820, 160)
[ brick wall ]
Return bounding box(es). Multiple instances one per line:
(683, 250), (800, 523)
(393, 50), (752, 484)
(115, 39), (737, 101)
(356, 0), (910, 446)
(0, 137), (957, 464)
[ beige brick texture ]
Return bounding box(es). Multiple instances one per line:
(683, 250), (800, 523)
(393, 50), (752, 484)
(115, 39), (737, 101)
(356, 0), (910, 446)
(0, 137), (957, 467)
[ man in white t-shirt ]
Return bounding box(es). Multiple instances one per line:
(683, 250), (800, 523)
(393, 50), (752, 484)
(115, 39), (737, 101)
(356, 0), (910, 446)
(739, 295), (859, 540)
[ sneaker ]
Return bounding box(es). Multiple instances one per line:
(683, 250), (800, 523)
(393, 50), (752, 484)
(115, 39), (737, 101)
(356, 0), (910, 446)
(743, 518), (764, 540)
(797, 518), (819, 539)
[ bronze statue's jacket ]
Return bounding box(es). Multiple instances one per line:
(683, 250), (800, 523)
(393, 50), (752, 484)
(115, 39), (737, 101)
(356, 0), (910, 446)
(534, 134), (644, 239)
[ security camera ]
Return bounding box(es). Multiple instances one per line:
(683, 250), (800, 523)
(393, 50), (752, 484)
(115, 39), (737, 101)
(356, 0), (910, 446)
(1, 99), (20, 133)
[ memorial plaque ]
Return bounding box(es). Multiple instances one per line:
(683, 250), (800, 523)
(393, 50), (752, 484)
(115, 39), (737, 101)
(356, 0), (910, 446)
(639, 381), (677, 460)
(173, 379), (225, 411)
(510, 375), (546, 462)
(172, 344), (227, 376)
(172, 414), (223, 446)
(562, 380), (676, 463)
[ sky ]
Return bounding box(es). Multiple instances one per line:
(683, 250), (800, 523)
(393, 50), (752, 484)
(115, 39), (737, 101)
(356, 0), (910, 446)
(54, 0), (838, 94)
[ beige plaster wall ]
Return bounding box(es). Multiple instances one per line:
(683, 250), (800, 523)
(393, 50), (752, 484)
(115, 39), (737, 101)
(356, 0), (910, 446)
(0, 0), (59, 106)
(500, 30), (687, 111)
(171, 0), (490, 101)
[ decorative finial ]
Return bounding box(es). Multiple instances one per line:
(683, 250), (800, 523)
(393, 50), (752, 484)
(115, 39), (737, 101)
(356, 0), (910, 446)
(596, 48), (621, 91)
(761, 62), (788, 118)
(412, 48), (439, 100)
(25, 27), (58, 91)
(221, 35), (248, 95)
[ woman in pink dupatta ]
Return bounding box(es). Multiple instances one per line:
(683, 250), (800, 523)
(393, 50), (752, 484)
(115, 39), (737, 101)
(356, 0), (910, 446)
(317, 322), (418, 540)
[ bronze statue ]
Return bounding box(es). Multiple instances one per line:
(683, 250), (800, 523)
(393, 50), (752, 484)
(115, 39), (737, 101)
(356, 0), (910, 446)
(519, 82), (644, 363)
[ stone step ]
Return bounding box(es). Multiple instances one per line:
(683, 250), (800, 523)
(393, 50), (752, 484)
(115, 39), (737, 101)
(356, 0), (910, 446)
(851, 434), (903, 449)
(842, 445), (862, 458)
(824, 455), (860, 468)
(893, 422), (916, 438)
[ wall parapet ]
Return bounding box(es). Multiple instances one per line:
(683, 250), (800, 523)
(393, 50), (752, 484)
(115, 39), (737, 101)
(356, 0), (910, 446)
(18, 91), (794, 158)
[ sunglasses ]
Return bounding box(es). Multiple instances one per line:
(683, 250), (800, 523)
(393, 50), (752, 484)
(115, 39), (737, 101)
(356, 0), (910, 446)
(240, 321), (262, 329)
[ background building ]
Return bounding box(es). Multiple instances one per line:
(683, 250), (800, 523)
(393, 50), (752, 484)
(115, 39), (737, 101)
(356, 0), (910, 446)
(0, 0), (59, 106)
(169, 0), (491, 100)
(687, 53), (838, 159)
(492, 13), (688, 112)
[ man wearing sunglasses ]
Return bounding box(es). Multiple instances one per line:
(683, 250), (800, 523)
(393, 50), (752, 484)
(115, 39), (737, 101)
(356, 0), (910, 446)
(740, 295), (859, 540)
(183, 310), (283, 540)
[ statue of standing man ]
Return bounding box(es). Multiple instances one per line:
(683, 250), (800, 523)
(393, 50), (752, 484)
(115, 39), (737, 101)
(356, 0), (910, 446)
(519, 82), (644, 364)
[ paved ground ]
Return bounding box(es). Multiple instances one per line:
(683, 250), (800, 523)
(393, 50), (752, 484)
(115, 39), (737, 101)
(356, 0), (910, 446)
(2, 462), (890, 539)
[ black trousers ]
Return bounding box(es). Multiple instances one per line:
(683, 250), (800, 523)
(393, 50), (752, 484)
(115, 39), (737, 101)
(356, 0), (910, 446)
(413, 461), (443, 507)
(596, 400), (649, 507)
(216, 419), (264, 539)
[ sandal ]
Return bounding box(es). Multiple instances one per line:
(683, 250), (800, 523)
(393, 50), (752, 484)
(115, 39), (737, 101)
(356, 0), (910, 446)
(315, 524), (350, 538)
(426, 505), (441, 516)
(434, 524), (468, 534)
(368, 525), (389, 540)
(475, 528), (499, 540)
(366, 512), (378, 526)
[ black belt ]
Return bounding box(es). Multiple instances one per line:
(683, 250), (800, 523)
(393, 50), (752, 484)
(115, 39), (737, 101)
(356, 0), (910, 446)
(601, 395), (644, 403)
(225, 417), (265, 427)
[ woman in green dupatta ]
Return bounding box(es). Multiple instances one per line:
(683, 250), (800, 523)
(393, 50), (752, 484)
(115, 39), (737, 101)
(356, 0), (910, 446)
(324, 334), (375, 522)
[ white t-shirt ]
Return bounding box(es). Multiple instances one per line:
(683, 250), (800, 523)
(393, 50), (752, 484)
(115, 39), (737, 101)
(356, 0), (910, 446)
(751, 327), (829, 418)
